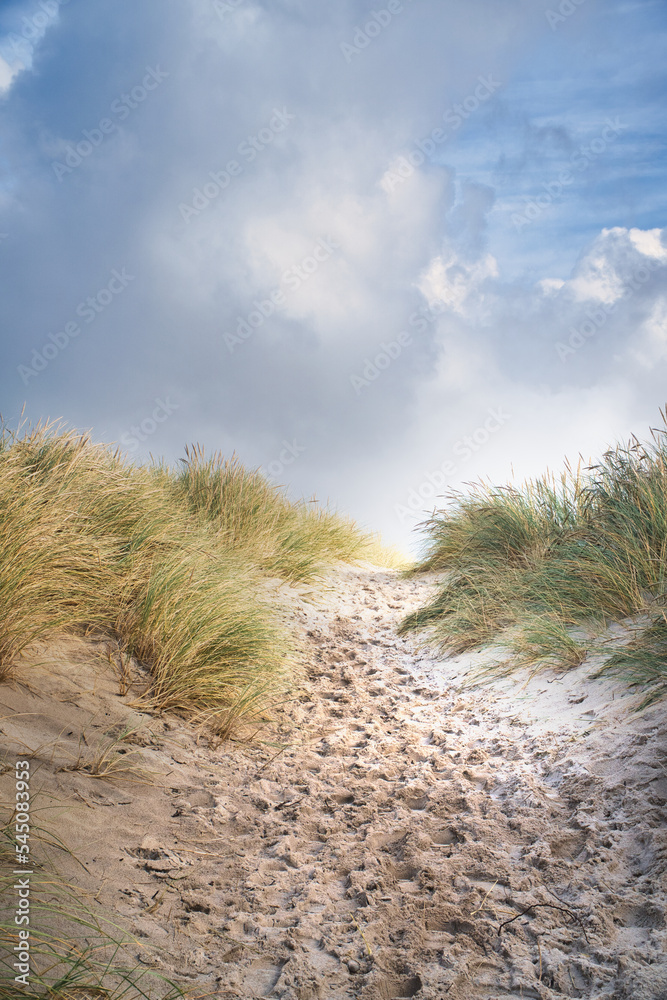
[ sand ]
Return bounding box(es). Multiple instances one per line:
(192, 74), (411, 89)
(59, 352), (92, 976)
(1, 566), (666, 999)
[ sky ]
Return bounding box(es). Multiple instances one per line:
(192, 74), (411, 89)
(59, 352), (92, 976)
(0, 0), (666, 554)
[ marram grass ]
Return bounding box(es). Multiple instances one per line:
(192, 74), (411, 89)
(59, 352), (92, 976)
(169, 445), (405, 579)
(594, 614), (667, 708)
(401, 411), (667, 702)
(507, 614), (590, 672)
(0, 421), (380, 730)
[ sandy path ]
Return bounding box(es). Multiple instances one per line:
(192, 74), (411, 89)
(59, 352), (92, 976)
(2, 567), (667, 999)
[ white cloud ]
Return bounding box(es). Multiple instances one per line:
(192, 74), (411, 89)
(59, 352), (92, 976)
(0, 55), (23, 95)
(0, 0), (66, 95)
(417, 249), (499, 317)
(629, 298), (667, 369)
(629, 226), (667, 260)
(568, 226), (667, 305)
(369, 224), (667, 547)
(538, 278), (565, 296)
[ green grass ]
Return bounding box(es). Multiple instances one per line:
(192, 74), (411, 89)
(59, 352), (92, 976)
(401, 411), (667, 701)
(168, 445), (409, 577)
(0, 420), (381, 731)
(594, 614), (667, 708)
(507, 614), (590, 673)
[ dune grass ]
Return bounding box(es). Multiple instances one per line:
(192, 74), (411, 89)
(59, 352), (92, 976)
(167, 444), (379, 583)
(507, 614), (590, 672)
(594, 615), (667, 707)
(401, 412), (667, 700)
(0, 421), (377, 731)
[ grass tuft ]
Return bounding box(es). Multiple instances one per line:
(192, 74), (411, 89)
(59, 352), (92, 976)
(595, 615), (667, 707)
(0, 420), (375, 730)
(402, 409), (667, 699)
(507, 614), (590, 672)
(169, 445), (375, 583)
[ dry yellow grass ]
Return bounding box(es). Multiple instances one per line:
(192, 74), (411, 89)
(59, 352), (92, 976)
(0, 421), (384, 730)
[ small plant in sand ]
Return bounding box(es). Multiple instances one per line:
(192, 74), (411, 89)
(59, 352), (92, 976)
(104, 642), (136, 697)
(57, 728), (158, 783)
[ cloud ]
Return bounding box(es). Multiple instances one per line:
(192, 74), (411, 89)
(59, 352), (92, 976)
(568, 227), (667, 305)
(418, 249), (499, 318)
(0, 0), (665, 555)
(416, 223), (667, 381)
(0, 0), (67, 92)
(0, 54), (23, 94)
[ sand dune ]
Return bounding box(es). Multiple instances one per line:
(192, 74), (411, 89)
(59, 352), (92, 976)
(1, 567), (666, 999)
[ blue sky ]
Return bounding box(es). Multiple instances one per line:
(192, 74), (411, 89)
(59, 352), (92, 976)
(0, 0), (666, 553)
(440, 0), (667, 280)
